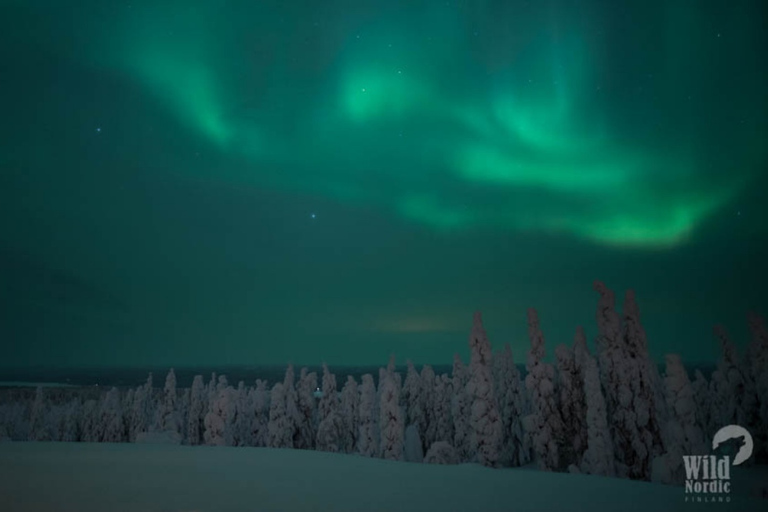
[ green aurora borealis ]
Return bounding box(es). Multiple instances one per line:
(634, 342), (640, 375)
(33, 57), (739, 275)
(1, 0), (767, 367)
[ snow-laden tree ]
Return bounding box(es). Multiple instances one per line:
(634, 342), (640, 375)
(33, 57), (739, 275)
(466, 312), (503, 467)
(282, 365), (300, 448)
(267, 382), (292, 448)
(494, 344), (528, 467)
(747, 312), (768, 461)
(29, 386), (50, 441)
(710, 325), (758, 436)
(432, 373), (454, 445)
(204, 375), (230, 446)
(451, 353), (472, 462)
(317, 410), (345, 453)
(580, 352), (615, 477)
(129, 374), (153, 442)
(420, 365), (436, 450)
(691, 369), (711, 437)
(357, 373), (378, 457)
(593, 281), (623, 423)
(100, 387), (125, 443)
(524, 308), (563, 471)
(572, 326), (589, 370)
(157, 368), (179, 435)
(404, 424), (424, 463)
(179, 388), (190, 442)
(60, 399), (81, 442)
(379, 366), (404, 461)
(424, 441), (459, 465)
(652, 354), (707, 484)
(622, 290), (667, 479)
(187, 375), (206, 446)
(230, 381), (252, 447)
(593, 282), (653, 479)
(122, 388), (135, 425)
(206, 372), (217, 403)
(402, 361), (425, 442)
(555, 342), (587, 469)
(295, 368), (318, 449)
(340, 376), (359, 453)
(80, 399), (100, 443)
(318, 363), (339, 424)
(250, 379), (270, 447)
(316, 364), (344, 452)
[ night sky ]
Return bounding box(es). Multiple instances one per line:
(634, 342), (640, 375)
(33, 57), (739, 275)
(1, 0), (767, 368)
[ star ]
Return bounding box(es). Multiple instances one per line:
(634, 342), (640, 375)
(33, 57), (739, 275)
(311, 213), (316, 219)
(95, 127), (102, 133)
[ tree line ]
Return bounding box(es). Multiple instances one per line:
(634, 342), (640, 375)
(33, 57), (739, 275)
(1, 281), (766, 484)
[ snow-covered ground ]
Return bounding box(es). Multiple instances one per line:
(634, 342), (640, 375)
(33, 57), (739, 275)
(0, 442), (765, 512)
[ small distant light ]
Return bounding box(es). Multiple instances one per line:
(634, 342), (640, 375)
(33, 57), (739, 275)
(96, 127), (102, 133)
(311, 213), (316, 219)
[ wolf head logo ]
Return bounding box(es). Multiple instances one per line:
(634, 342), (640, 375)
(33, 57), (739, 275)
(712, 425), (753, 466)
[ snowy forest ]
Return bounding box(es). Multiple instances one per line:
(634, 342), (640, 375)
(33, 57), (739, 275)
(2, 281), (767, 486)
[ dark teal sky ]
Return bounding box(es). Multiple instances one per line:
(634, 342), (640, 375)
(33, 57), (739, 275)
(1, 0), (767, 367)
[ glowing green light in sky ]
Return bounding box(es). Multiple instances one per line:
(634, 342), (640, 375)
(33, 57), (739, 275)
(91, 0), (761, 248)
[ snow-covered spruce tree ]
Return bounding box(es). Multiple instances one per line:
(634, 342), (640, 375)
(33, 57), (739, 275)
(524, 308), (563, 471)
(179, 388), (191, 442)
(402, 361), (426, 445)
(203, 375), (230, 446)
(424, 441), (459, 465)
(80, 399), (100, 443)
(340, 376), (360, 453)
(466, 312), (503, 467)
(432, 374), (454, 446)
(710, 325), (757, 434)
(230, 381), (251, 447)
(580, 352), (615, 477)
(130, 374), (153, 442)
(572, 326), (589, 370)
(495, 344), (528, 467)
(556, 341), (588, 470)
(60, 399), (82, 442)
(122, 388), (135, 425)
(29, 386), (50, 441)
(451, 353), (472, 462)
(358, 373), (378, 457)
(691, 370), (711, 438)
(593, 281), (622, 411)
(593, 282), (642, 479)
(267, 382), (292, 448)
(99, 387), (125, 443)
(652, 354), (707, 484)
(404, 424), (424, 462)
(187, 375), (206, 446)
(295, 369), (317, 449)
(379, 366), (404, 461)
(747, 312), (768, 461)
(207, 372), (217, 403)
(250, 379), (270, 447)
(144, 373), (156, 430)
(316, 364), (344, 452)
(622, 290), (667, 479)
(282, 365), (300, 448)
(420, 365), (436, 451)
(157, 368), (179, 435)
(318, 363), (338, 424)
